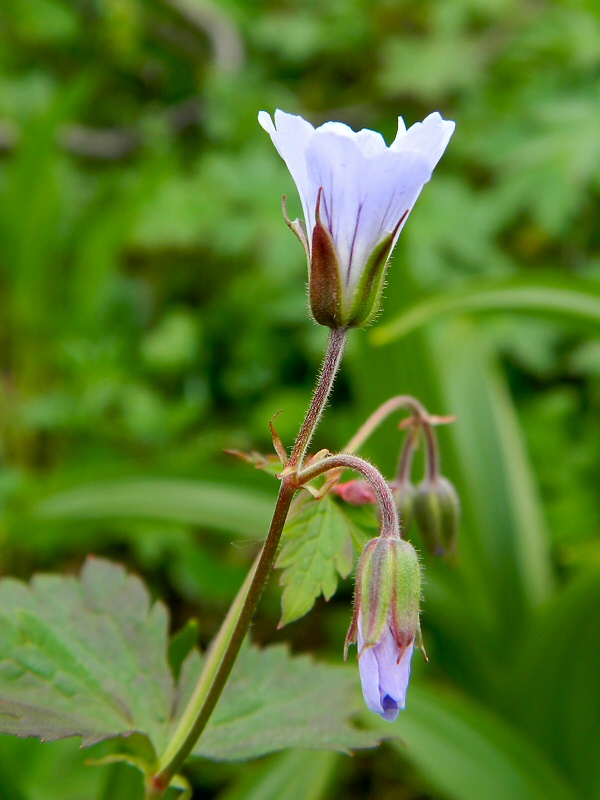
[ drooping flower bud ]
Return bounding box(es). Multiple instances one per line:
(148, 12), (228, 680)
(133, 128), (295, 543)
(345, 533), (422, 721)
(333, 479), (377, 506)
(391, 478), (417, 534)
(259, 109), (455, 329)
(414, 476), (460, 556)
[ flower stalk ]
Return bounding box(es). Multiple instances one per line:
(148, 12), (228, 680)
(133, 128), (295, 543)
(298, 452), (400, 538)
(150, 107), (456, 792)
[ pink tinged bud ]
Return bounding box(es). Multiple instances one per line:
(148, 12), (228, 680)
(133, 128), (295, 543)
(333, 479), (378, 505)
(258, 109), (455, 329)
(345, 535), (422, 720)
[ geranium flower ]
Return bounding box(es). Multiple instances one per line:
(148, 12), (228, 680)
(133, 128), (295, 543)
(259, 109), (455, 328)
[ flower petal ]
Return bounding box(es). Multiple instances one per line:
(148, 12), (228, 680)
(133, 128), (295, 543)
(307, 135), (432, 293)
(305, 128), (364, 260)
(391, 112), (455, 170)
(258, 110), (316, 227)
(314, 121), (388, 157)
(357, 619), (387, 717)
(346, 149), (432, 293)
(357, 621), (414, 721)
(373, 633), (414, 718)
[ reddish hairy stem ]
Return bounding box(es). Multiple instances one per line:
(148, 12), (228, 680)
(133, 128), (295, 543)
(298, 453), (400, 538)
(343, 394), (441, 482)
(288, 327), (348, 469)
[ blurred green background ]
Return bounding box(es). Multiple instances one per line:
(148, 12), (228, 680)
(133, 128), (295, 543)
(1, 0), (600, 798)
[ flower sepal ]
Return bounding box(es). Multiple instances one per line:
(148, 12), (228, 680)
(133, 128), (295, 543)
(391, 477), (417, 535)
(309, 189), (345, 327)
(282, 195), (310, 260)
(344, 211), (407, 328)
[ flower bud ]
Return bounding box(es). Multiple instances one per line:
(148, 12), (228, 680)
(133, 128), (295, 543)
(333, 479), (377, 505)
(414, 476), (460, 556)
(391, 479), (416, 534)
(345, 534), (422, 721)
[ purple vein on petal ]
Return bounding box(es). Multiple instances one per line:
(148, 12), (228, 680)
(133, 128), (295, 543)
(328, 171), (335, 234)
(347, 201), (364, 284)
(374, 192), (396, 243)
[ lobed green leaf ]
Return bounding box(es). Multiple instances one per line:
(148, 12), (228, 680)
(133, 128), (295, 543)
(276, 496), (372, 627)
(0, 558), (381, 768)
(188, 644), (380, 761)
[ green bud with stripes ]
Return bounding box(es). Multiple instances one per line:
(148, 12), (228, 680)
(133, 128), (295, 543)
(414, 476), (460, 556)
(392, 479), (417, 535)
(345, 533), (422, 657)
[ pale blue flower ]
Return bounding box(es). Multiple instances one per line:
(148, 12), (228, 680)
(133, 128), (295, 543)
(357, 612), (414, 722)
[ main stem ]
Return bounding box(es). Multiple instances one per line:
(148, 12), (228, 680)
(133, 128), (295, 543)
(151, 327), (348, 793)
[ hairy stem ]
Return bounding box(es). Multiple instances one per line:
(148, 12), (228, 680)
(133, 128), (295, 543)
(396, 425), (419, 484)
(288, 327), (348, 469)
(422, 421), (440, 482)
(151, 327), (348, 792)
(298, 453), (399, 538)
(344, 394), (430, 454)
(342, 394), (444, 484)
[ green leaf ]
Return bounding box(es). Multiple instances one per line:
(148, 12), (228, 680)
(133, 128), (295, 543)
(372, 273), (600, 345)
(432, 321), (554, 614)
(187, 645), (381, 761)
(276, 496), (360, 626)
(34, 479), (273, 539)
(508, 570), (600, 796)
(0, 557), (174, 756)
(383, 683), (578, 800)
(0, 559), (380, 766)
(217, 749), (338, 800)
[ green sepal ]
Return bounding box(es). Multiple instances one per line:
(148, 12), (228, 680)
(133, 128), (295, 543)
(356, 538), (395, 649)
(389, 539), (421, 648)
(352, 536), (422, 652)
(282, 195), (310, 260)
(345, 212), (407, 328)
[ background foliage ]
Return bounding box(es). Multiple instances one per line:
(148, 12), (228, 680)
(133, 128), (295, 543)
(1, 0), (600, 797)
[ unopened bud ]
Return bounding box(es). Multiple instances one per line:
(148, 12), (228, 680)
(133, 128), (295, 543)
(333, 479), (377, 506)
(392, 479), (416, 534)
(414, 476), (460, 556)
(345, 534), (422, 720)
